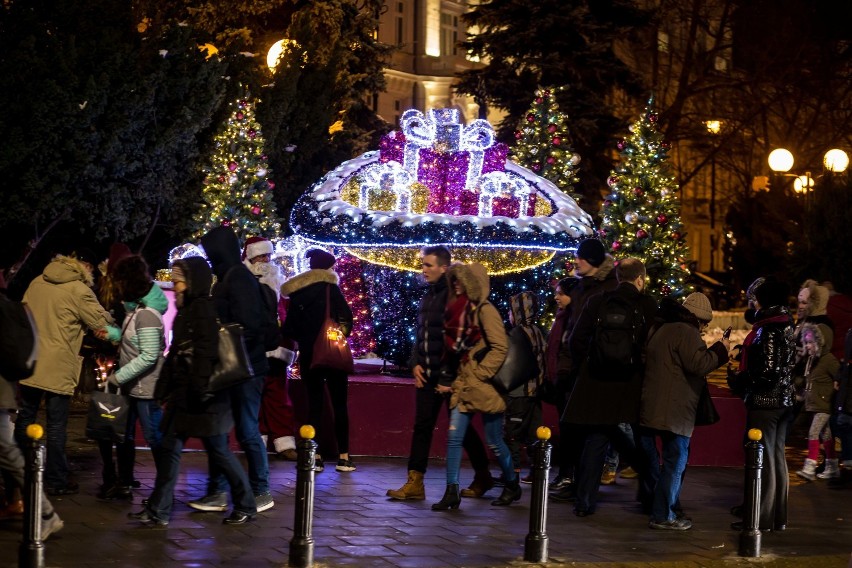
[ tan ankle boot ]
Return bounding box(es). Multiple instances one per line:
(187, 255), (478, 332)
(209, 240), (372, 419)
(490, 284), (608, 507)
(387, 470), (425, 500)
(460, 469), (495, 498)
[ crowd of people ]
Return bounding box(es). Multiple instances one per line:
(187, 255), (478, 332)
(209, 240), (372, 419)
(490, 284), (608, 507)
(1, 234), (851, 539)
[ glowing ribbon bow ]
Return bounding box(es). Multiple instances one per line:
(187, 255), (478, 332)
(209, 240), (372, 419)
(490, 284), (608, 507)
(358, 162), (413, 212)
(400, 108), (496, 190)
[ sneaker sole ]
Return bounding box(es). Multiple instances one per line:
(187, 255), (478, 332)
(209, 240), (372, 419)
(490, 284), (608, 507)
(336, 466), (356, 472)
(256, 501), (274, 513)
(188, 503), (228, 512)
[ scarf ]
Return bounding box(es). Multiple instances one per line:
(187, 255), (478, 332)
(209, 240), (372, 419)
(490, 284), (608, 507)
(444, 293), (482, 358)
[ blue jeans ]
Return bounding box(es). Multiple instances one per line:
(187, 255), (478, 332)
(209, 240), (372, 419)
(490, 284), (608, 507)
(133, 398), (163, 450)
(147, 432), (256, 522)
(14, 385), (71, 489)
(640, 429), (690, 522)
(446, 408), (515, 486)
(208, 375), (268, 495)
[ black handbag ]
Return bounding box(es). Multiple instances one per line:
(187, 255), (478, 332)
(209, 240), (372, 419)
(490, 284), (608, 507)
(86, 386), (129, 443)
(695, 381), (720, 426)
(493, 326), (538, 394)
(207, 322), (255, 392)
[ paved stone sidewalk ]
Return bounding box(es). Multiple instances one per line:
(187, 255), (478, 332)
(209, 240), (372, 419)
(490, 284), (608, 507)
(0, 410), (850, 567)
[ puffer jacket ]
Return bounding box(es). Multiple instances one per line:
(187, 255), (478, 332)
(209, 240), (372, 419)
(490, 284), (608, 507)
(641, 298), (729, 437)
(409, 276), (450, 383)
(114, 283), (168, 399)
(728, 305), (796, 409)
(449, 263), (509, 414)
(21, 255), (114, 395)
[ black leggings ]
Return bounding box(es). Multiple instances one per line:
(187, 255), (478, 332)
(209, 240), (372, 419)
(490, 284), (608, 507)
(302, 368), (350, 456)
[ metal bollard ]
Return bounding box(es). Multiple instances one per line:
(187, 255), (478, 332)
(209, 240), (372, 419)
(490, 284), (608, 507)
(289, 425), (318, 568)
(524, 426), (552, 563)
(19, 424), (46, 568)
(738, 428), (763, 558)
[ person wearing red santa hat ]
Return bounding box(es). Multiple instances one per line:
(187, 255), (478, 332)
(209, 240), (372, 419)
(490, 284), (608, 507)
(242, 237), (299, 462)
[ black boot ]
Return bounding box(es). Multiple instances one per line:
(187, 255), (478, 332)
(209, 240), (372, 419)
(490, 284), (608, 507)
(491, 479), (522, 506)
(431, 484), (461, 510)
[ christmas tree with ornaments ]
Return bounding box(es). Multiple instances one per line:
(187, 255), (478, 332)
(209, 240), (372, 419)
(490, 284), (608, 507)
(190, 92), (281, 242)
(599, 102), (691, 299)
(512, 86), (580, 200)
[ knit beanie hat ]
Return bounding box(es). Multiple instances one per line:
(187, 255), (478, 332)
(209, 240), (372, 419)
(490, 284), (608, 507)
(242, 236), (274, 261)
(576, 239), (606, 267)
(682, 292), (713, 322)
(306, 248), (336, 270)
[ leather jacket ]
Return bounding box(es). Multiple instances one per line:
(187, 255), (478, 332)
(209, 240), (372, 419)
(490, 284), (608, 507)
(728, 305), (796, 409)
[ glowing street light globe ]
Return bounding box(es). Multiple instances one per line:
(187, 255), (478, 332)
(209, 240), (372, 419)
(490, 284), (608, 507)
(823, 149), (849, 173)
(768, 148), (794, 173)
(267, 39), (301, 72)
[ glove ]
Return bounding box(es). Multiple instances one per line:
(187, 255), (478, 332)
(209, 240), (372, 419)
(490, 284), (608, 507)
(106, 371), (121, 387)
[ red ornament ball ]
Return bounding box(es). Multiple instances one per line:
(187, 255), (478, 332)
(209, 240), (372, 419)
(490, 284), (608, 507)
(532, 162), (541, 171)
(662, 284), (672, 295)
(552, 137), (561, 146)
(598, 228), (607, 237)
(267, 180), (276, 190)
(222, 220), (231, 227)
(607, 175), (619, 187)
(526, 113), (536, 123)
(633, 186), (644, 197)
(649, 112), (659, 123)
(603, 199), (613, 208)
(514, 130), (523, 140)
(239, 100), (248, 108)
(251, 206), (261, 215)
(636, 229), (648, 239)
(547, 124), (557, 134)
(611, 241), (622, 251)
(671, 231), (681, 240)
(617, 139), (626, 151)
(228, 162), (238, 172)
(217, 175), (226, 183)
(236, 112), (245, 120)
(657, 214), (668, 225)
(535, 97), (544, 104)
(248, 129), (257, 139)
(546, 156), (555, 165)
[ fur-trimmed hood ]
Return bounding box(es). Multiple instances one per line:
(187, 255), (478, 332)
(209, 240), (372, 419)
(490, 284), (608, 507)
(448, 262), (490, 304)
(42, 255), (95, 288)
(590, 254), (616, 282)
(280, 268), (339, 298)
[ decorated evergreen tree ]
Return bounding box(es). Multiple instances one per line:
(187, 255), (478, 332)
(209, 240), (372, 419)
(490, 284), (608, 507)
(599, 102), (691, 299)
(191, 93), (281, 242)
(512, 86), (581, 200)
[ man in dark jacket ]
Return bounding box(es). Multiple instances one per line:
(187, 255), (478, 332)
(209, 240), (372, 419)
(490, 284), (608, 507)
(386, 246), (492, 500)
(190, 227), (272, 513)
(552, 239), (619, 496)
(564, 258), (658, 516)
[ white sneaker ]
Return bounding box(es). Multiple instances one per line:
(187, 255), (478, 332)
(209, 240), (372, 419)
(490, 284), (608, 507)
(255, 492), (274, 513)
(42, 512), (64, 540)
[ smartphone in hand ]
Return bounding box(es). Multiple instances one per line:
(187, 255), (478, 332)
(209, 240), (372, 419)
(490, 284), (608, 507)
(723, 326), (733, 339)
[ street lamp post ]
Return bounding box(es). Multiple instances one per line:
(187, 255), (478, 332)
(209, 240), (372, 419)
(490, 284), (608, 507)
(705, 120), (722, 273)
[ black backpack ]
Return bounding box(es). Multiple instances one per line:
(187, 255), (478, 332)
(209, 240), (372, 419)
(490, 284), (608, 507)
(0, 295), (38, 381)
(588, 292), (644, 380)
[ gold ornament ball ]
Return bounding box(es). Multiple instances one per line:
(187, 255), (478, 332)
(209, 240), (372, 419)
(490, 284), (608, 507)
(26, 424), (44, 440)
(536, 426), (552, 441)
(747, 428), (763, 442)
(300, 425), (316, 440)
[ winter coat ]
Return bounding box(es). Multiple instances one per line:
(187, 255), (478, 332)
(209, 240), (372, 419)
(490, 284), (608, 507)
(21, 255), (114, 395)
(559, 255), (618, 385)
(833, 330), (852, 416)
(796, 324), (841, 413)
(827, 292), (852, 360)
(545, 308), (570, 383)
(727, 305), (796, 410)
(448, 263), (509, 414)
(564, 282), (658, 426)
(0, 378), (16, 410)
(158, 257), (233, 438)
(201, 227), (269, 377)
(280, 269), (353, 370)
(640, 298), (728, 437)
(114, 284), (168, 400)
(409, 276), (451, 384)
